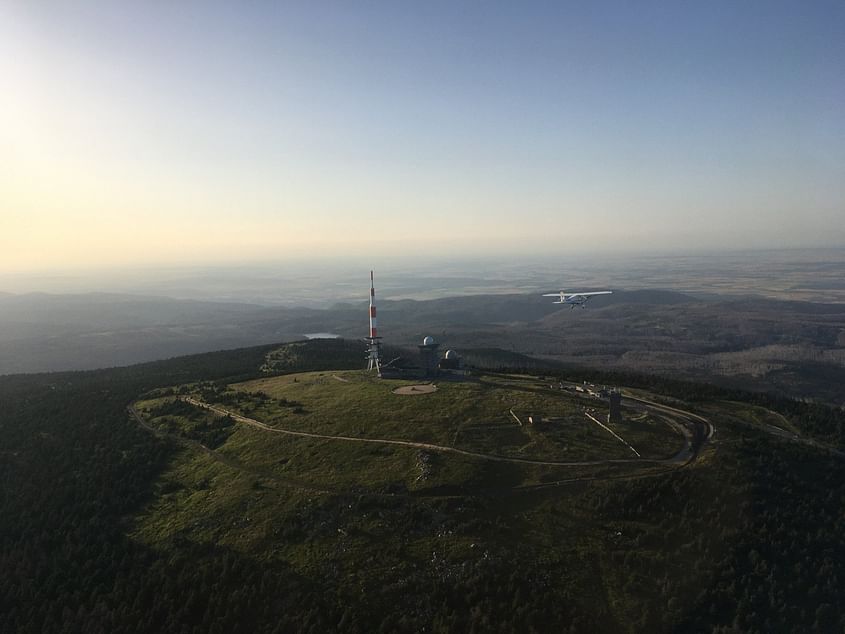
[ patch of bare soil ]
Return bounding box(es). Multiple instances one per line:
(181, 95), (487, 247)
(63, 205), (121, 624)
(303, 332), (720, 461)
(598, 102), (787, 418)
(393, 384), (438, 395)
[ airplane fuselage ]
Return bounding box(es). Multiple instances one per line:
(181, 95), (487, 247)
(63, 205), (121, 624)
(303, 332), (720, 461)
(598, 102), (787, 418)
(556, 295), (589, 307)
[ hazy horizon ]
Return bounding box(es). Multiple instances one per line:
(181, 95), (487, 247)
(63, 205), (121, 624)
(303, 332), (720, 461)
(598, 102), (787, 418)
(2, 1), (843, 272)
(2, 247), (845, 308)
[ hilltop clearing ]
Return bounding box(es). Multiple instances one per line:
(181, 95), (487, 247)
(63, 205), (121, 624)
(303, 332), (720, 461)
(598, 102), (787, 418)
(2, 339), (844, 633)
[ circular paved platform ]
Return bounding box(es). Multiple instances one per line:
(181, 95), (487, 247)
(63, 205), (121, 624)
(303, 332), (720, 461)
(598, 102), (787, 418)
(392, 384), (438, 395)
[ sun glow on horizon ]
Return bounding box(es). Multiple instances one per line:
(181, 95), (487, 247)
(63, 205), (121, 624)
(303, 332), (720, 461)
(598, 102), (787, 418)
(2, 2), (843, 273)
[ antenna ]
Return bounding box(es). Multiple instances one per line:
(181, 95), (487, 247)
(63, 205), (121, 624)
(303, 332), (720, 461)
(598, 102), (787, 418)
(366, 270), (382, 373)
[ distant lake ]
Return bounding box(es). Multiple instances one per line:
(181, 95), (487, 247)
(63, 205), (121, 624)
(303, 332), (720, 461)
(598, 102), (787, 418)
(304, 332), (341, 339)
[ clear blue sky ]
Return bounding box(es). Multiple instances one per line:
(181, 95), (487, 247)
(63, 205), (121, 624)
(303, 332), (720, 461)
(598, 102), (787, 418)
(2, 1), (843, 270)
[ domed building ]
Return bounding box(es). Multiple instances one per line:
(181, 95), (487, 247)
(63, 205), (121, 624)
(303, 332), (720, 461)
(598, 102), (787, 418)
(439, 349), (463, 371)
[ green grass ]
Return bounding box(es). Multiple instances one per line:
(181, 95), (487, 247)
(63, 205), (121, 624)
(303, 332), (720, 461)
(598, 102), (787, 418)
(609, 413), (686, 459)
(135, 371), (686, 498)
(228, 371), (679, 461)
(129, 369), (692, 608)
(120, 350), (845, 633)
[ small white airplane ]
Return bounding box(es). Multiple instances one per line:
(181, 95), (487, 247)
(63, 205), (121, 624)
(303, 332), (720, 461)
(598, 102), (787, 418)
(543, 290), (612, 309)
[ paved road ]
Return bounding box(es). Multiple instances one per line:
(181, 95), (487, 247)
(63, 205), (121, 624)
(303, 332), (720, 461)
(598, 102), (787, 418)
(624, 395), (713, 436)
(181, 397), (703, 469)
(131, 386), (845, 499)
(707, 403), (845, 459)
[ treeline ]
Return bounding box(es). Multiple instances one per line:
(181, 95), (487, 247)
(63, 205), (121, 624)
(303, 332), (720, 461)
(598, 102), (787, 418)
(0, 339), (358, 634)
(260, 338), (370, 374)
(587, 434), (845, 632)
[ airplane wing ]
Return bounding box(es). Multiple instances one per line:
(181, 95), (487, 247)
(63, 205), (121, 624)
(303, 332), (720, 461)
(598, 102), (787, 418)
(574, 291), (612, 296)
(542, 293), (564, 297)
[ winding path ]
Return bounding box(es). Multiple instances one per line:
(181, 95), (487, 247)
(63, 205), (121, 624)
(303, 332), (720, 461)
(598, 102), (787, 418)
(180, 396), (702, 469)
(127, 404), (332, 493)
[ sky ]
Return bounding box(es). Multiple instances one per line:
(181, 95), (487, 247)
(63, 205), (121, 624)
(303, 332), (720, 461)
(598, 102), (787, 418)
(1, 1), (843, 273)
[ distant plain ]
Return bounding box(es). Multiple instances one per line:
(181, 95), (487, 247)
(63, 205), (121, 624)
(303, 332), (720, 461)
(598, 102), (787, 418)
(2, 249), (844, 405)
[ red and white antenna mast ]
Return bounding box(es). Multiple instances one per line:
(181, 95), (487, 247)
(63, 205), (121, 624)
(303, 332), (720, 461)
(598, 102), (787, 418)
(366, 270), (382, 372)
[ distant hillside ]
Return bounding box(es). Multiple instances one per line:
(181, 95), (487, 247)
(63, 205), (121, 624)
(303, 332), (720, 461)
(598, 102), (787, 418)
(458, 347), (559, 370)
(2, 290), (844, 406)
(594, 289), (695, 305)
(0, 293), (288, 373)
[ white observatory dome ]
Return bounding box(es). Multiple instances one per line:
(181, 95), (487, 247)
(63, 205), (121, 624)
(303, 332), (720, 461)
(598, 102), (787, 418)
(444, 349), (458, 360)
(423, 335), (436, 346)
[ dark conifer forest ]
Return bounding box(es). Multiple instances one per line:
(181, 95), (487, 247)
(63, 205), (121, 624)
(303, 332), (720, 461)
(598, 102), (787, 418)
(1, 340), (844, 633)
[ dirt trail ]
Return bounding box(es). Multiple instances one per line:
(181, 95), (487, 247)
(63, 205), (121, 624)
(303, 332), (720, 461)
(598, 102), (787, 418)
(127, 405), (332, 493)
(181, 397), (703, 469)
